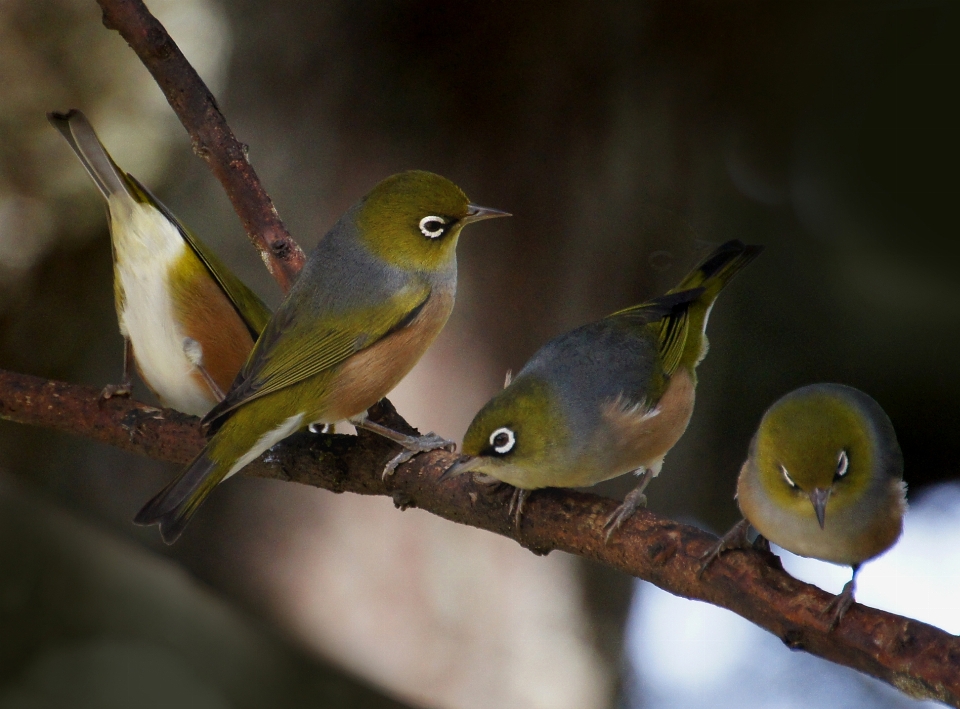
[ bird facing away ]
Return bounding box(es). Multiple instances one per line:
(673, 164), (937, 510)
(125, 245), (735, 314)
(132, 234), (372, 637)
(49, 110), (271, 416)
(700, 383), (906, 628)
(444, 239), (762, 538)
(135, 170), (508, 542)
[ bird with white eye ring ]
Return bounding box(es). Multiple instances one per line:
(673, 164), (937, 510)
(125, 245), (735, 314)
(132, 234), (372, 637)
(442, 240), (762, 538)
(134, 170), (510, 543)
(699, 383), (906, 629)
(420, 215), (449, 239)
(489, 427), (516, 454)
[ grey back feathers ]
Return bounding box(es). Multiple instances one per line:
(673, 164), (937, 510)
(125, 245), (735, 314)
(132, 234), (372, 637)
(514, 318), (662, 447)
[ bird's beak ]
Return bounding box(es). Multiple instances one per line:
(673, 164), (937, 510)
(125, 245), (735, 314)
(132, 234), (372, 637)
(462, 204), (511, 224)
(438, 455), (485, 482)
(809, 487), (830, 529)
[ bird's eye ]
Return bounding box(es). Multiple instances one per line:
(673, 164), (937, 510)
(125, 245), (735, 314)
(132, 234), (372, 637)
(780, 464), (800, 490)
(419, 215), (448, 239)
(835, 449), (850, 480)
(489, 427), (516, 455)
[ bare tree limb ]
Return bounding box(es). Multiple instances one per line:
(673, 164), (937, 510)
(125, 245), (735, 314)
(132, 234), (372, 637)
(36, 2), (958, 703)
(96, 0), (306, 292)
(0, 368), (957, 705)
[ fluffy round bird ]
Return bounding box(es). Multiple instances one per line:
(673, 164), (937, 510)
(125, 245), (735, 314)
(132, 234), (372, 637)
(135, 170), (508, 543)
(49, 110), (271, 416)
(443, 240), (762, 538)
(700, 383), (906, 627)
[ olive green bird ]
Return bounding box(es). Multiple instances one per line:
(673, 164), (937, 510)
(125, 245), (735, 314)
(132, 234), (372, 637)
(135, 170), (508, 543)
(700, 383), (906, 627)
(443, 240), (762, 539)
(49, 110), (271, 416)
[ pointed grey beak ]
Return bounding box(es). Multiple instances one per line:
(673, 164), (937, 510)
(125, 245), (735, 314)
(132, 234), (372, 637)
(809, 487), (830, 529)
(462, 203), (511, 224)
(438, 456), (484, 482)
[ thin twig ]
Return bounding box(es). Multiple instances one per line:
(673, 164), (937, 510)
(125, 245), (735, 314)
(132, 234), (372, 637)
(0, 368), (957, 706)
(96, 0), (306, 291)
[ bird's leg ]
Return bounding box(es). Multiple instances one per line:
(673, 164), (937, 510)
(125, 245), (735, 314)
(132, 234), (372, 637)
(351, 414), (456, 479)
(602, 467), (655, 542)
(698, 518), (752, 577)
(825, 564), (860, 629)
(100, 337), (135, 402)
(182, 337), (226, 402)
(507, 487), (530, 531)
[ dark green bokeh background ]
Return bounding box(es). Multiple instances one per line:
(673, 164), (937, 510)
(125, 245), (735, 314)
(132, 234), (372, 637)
(0, 1), (957, 706)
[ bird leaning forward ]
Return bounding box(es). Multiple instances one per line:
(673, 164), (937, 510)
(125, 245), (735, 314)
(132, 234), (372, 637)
(699, 383), (906, 628)
(135, 170), (509, 543)
(443, 239), (762, 540)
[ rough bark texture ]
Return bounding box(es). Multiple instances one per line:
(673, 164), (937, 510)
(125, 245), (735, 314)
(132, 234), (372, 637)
(0, 368), (957, 706)
(96, 0), (306, 292)
(28, 2), (958, 704)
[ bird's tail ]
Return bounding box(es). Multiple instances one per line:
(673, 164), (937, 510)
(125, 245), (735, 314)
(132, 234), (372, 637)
(668, 240), (763, 306)
(48, 109), (132, 200)
(134, 450), (226, 544)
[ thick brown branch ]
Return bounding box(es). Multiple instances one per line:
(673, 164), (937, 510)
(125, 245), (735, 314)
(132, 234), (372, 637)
(1, 367), (957, 705)
(95, 0), (306, 292)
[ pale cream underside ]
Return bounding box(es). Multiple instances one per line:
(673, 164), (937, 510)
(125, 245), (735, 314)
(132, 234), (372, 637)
(737, 464), (905, 566)
(110, 194), (216, 416)
(224, 413), (304, 480)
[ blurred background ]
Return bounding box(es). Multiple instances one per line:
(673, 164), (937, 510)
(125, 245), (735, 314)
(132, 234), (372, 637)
(0, 0), (958, 706)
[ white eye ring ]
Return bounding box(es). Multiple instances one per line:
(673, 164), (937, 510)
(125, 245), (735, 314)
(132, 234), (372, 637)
(780, 464), (799, 489)
(489, 427), (516, 455)
(419, 215), (448, 239)
(836, 450), (849, 478)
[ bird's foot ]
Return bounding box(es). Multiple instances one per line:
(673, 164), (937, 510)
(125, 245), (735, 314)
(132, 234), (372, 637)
(602, 489), (649, 542)
(602, 468), (656, 542)
(350, 416), (456, 479)
(824, 578), (857, 629)
(382, 432), (456, 479)
(99, 381), (132, 404)
(507, 487), (530, 530)
(698, 519), (752, 577)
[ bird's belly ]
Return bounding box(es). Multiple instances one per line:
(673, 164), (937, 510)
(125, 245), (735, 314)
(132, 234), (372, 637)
(737, 472), (903, 566)
(111, 196), (217, 416)
(587, 366), (696, 484)
(322, 287), (454, 422)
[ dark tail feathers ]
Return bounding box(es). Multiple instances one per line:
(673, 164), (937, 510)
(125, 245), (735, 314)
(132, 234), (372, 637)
(134, 451), (222, 544)
(670, 239), (763, 299)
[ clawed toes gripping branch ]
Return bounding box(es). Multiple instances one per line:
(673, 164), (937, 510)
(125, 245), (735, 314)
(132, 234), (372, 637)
(0, 1), (955, 704)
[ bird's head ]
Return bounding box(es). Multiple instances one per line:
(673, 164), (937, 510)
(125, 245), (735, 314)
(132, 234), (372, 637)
(354, 170), (508, 272)
(752, 383), (901, 529)
(442, 376), (570, 485)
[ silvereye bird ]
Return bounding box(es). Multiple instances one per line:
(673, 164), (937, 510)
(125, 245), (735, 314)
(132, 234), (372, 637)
(444, 240), (762, 538)
(49, 110), (271, 416)
(700, 383), (906, 628)
(135, 170), (508, 542)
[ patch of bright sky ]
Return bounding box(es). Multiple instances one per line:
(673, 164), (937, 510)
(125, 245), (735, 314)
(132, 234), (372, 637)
(625, 482), (960, 709)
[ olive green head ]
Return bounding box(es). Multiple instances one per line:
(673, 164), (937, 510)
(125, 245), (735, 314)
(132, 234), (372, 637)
(355, 170), (508, 272)
(444, 376), (571, 486)
(750, 383), (902, 529)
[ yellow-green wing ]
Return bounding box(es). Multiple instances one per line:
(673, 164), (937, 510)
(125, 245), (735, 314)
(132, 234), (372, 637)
(128, 175), (273, 338)
(605, 288), (701, 377)
(202, 281), (432, 428)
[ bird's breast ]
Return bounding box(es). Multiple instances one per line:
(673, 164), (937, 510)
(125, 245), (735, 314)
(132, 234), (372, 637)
(323, 285), (455, 422)
(588, 366), (696, 483)
(737, 467), (904, 566)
